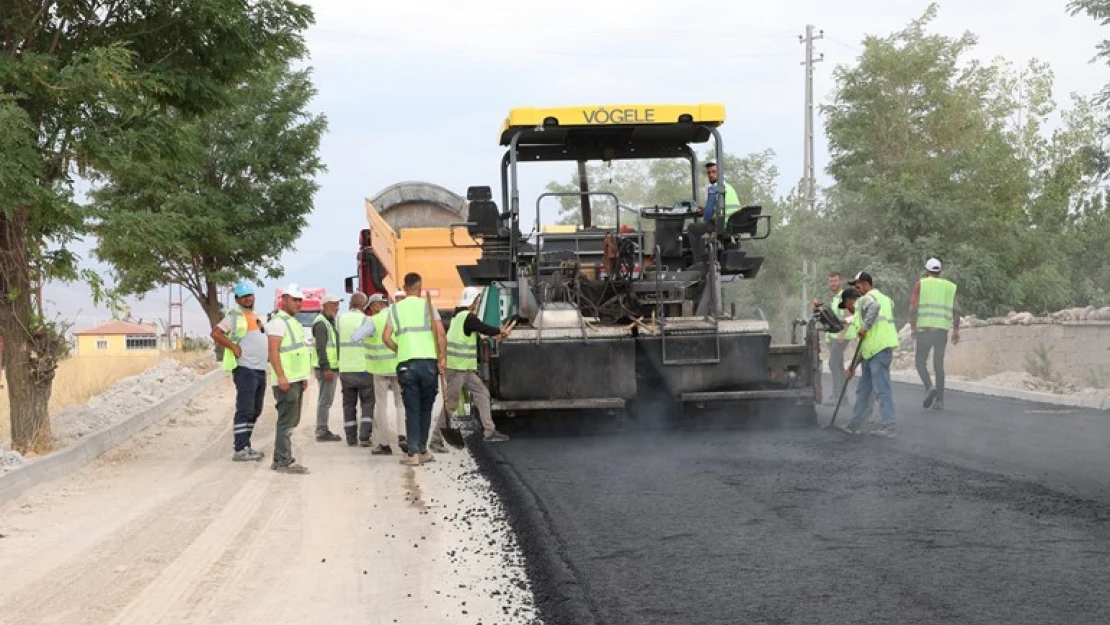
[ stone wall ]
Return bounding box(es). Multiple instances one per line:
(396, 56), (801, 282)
(892, 307), (1110, 389)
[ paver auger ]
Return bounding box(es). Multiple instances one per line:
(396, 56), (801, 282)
(453, 104), (840, 426)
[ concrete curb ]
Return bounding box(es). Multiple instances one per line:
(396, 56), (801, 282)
(0, 368), (226, 506)
(824, 363), (1109, 410)
(888, 371), (1110, 411)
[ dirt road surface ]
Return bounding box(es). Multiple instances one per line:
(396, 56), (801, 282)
(0, 377), (537, 625)
(476, 381), (1110, 625)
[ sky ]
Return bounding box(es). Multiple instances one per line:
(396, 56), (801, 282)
(43, 0), (1110, 336)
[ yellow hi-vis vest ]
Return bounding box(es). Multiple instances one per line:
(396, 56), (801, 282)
(309, 314), (338, 369)
(366, 308), (398, 375)
(336, 310), (368, 374)
(445, 311), (478, 371)
(917, 276), (957, 331)
(710, 180), (742, 223)
(389, 296), (437, 363)
(268, 310), (310, 381)
(220, 306), (256, 372)
(859, 288), (900, 361)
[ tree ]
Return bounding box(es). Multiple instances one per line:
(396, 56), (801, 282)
(0, 0), (314, 455)
(89, 60), (328, 332)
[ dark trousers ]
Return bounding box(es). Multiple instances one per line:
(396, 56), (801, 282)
(232, 367), (267, 451)
(272, 381), (304, 466)
(687, 221), (713, 264)
(340, 372), (375, 442)
(916, 330), (948, 400)
(398, 359), (438, 456)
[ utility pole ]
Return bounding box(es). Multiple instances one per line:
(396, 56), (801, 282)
(799, 24), (824, 213)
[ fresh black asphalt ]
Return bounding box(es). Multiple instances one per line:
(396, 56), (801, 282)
(470, 380), (1110, 625)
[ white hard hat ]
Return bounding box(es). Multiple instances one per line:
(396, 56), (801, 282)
(283, 284), (305, 299)
(458, 286), (481, 308)
(925, 258), (942, 272)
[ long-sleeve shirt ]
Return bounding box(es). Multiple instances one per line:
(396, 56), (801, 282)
(856, 295), (881, 334)
(702, 184), (719, 222)
(312, 316), (338, 371)
(349, 314), (378, 342)
(454, 307), (502, 338)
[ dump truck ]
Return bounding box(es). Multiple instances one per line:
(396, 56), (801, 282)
(345, 198), (482, 318)
(454, 103), (837, 425)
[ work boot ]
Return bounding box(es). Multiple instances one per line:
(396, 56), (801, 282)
(273, 461), (309, 474)
(484, 430), (510, 443)
(419, 452), (436, 464)
(233, 448), (263, 462)
(397, 436), (408, 454)
(923, 388), (937, 409)
(870, 426), (898, 439)
(429, 440), (448, 454)
(838, 423), (862, 435)
(316, 431), (342, 442)
(359, 439), (372, 448)
(346, 437), (358, 447)
(400, 455), (420, 466)
(931, 399), (944, 411)
(371, 444), (393, 455)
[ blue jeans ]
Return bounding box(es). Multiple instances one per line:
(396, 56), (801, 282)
(232, 367), (267, 451)
(848, 348), (896, 429)
(397, 359), (438, 456)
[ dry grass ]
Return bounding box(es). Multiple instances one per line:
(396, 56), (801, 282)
(0, 351), (213, 444)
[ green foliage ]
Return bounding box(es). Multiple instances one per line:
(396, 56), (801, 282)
(0, 0), (316, 453)
(89, 59), (327, 316)
(819, 3), (1109, 320)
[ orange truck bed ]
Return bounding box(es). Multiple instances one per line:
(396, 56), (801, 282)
(356, 199), (482, 313)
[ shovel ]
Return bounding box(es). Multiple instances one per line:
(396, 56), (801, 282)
(825, 341), (862, 430)
(430, 294), (466, 450)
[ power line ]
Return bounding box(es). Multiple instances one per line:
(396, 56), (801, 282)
(315, 11), (797, 38)
(311, 28), (797, 60)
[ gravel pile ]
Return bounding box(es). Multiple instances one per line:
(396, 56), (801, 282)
(1, 449), (24, 473)
(51, 359), (200, 446)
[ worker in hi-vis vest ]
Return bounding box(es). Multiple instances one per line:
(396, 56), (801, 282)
(909, 257), (961, 412)
(428, 286), (510, 450)
(382, 272), (447, 466)
(266, 284), (313, 474)
(687, 159), (742, 265)
(364, 293), (408, 455)
(839, 272), (900, 439)
(211, 280), (268, 463)
(310, 294), (342, 442)
(339, 292), (378, 446)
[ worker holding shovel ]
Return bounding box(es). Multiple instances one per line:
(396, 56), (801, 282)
(837, 272), (900, 439)
(428, 286), (511, 451)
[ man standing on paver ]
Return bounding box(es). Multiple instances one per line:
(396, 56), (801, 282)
(382, 272), (447, 466)
(431, 286), (510, 448)
(364, 293), (407, 455)
(267, 284), (312, 474)
(311, 294), (343, 442)
(839, 272), (900, 438)
(909, 258), (961, 411)
(211, 280), (268, 462)
(337, 292), (377, 447)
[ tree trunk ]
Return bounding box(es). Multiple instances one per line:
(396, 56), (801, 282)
(0, 208), (57, 454)
(200, 279), (225, 361)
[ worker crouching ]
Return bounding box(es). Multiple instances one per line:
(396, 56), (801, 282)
(431, 286), (509, 447)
